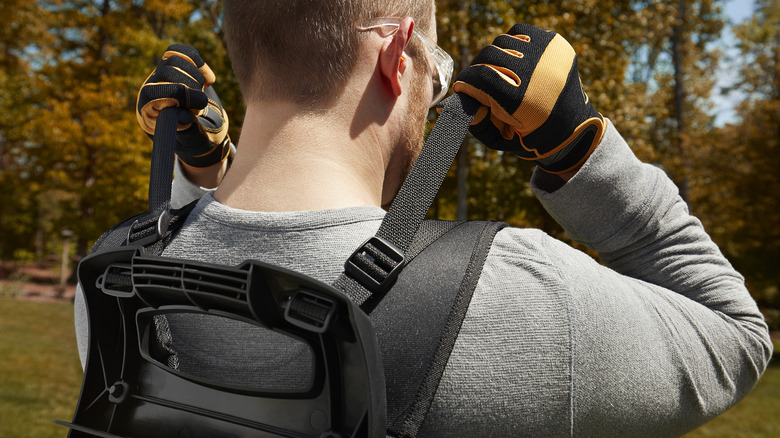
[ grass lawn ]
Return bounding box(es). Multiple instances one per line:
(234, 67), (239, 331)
(0, 299), (82, 438)
(684, 352), (780, 437)
(0, 299), (777, 437)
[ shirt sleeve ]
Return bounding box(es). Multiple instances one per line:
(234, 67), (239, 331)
(531, 119), (773, 436)
(170, 159), (214, 209)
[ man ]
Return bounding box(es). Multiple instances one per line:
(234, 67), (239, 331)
(76, 0), (772, 436)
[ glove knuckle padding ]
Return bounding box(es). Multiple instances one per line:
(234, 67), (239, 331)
(164, 44), (205, 67)
(137, 52), (210, 137)
(153, 56), (205, 89)
(454, 26), (563, 149)
(163, 44), (216, 86)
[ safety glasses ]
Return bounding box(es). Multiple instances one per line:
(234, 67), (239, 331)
(357, 18), (454, 107)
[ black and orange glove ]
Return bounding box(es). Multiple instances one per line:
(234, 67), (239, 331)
(453, 24), (605, 174)
(136, 44), (231, 169)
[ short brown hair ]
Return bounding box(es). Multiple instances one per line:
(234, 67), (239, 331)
(223, 0), (434, 108)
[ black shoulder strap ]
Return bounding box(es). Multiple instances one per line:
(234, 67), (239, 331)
(372, 220), (506, 437)
(112, 108), (181, 252)
(335, 94), (481, 312)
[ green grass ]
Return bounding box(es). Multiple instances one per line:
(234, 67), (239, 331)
(0, 299), (82, 438)
(685, 354), (780, 437)
(0, 299), (777, 437)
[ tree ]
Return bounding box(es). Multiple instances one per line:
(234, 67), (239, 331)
(431, 0), (702, 236)
(25, 0), (196, 255)
(0, 0), (243, 260)
(433, 0), (522, 220)
(692, 0), (780, 328)
(0, 0), (54, 259)
(628, 0), (724, 204)
(0, 1), (242, 262)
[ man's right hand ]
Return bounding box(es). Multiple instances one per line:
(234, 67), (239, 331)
(453, 24), (605, 175)
(136, 44), (231, 170)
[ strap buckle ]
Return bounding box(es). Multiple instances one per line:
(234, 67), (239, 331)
(284, 290), (336, 334)
(344, 236), (405, 294)
(125, 209), (171, 247)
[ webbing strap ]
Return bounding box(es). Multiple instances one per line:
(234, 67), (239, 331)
(148, 108), (179, 214)
(378, 94), (479, 251)
(335, 94), (480, 309)
(124, 107), (180, 248)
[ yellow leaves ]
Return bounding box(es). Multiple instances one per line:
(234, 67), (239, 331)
(0, 0), (220, 256)
(143, 0), (195, 22)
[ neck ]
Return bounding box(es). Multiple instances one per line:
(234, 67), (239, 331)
(214, 99), (395, 212)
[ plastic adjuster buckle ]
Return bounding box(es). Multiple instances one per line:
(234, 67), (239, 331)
(284, 290), (336, 334)
(125, 209), (171, 247)
(344, 236), (405, 294)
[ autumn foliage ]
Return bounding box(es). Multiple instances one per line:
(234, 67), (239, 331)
(1, 0), (778, 327)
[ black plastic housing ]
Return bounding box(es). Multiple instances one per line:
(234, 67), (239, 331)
(57, 246), (386, 438)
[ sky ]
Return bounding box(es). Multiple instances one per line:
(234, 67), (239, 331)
(712, 0), (756, 126)
(724, 0), (755, 23)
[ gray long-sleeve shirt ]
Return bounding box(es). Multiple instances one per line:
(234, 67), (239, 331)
(75, 120), (772, 436)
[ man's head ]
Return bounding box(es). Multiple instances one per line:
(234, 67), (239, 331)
(223, 0), (436, 108)
(223, 0), (443, 205)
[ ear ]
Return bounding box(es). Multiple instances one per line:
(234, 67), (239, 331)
(379, 17), (415, 98)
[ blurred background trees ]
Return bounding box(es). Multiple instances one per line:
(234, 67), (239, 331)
(1, 0), (777, 327)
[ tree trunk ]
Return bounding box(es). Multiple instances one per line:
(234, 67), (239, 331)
(455, 2), (470, 220)
(0, 138), (5, 259)
(672, 0), (690, 202)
